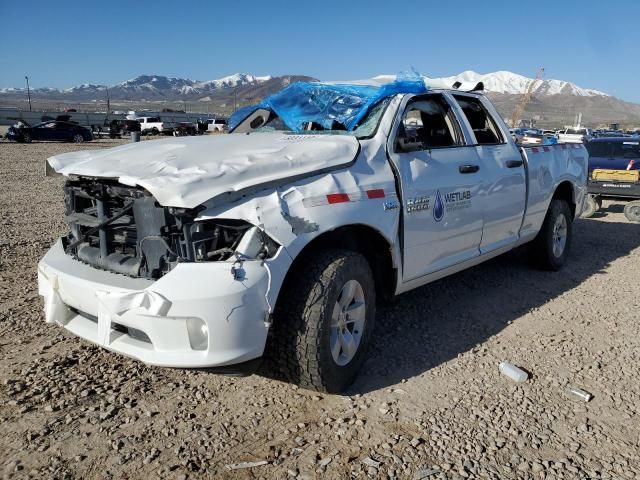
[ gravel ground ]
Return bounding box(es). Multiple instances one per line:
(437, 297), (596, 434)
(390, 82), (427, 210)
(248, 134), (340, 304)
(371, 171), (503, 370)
(1, 139), (639, 479)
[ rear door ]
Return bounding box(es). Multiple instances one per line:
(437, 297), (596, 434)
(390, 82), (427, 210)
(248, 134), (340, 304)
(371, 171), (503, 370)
(388, 93), (484, 281)
(53, 122), (72, 141)
(451, 94), (526, 253)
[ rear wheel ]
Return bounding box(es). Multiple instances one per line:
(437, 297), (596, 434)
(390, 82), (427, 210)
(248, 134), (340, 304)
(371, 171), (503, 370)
(624, 200), (640, 222)
(530, 198), (573, 270)
(267, 249), (375, 393)
(582, 194), (599, 218)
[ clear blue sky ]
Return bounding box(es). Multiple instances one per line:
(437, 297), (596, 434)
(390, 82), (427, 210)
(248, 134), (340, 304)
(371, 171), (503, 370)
(1, 0), (639, 101)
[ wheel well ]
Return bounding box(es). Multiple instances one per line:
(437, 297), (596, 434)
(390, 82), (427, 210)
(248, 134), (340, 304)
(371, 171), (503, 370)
(281, 225), (397, 303)
(553, 181), (576, 218)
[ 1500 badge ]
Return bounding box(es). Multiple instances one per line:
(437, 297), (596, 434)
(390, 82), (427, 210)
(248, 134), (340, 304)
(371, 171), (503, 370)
(406, 196), (430, 213)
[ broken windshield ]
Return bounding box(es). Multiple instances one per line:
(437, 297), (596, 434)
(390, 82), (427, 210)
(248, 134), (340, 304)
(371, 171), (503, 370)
(250, 98), (391, 139)
(229, 73), (428, 137)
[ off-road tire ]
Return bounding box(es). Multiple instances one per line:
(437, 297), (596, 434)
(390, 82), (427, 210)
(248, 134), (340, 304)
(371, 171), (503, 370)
(624, 200), (640, 223)
(267, 249), (376, 393)
(530, 198), (573, 271)
(582, 195), (599, 218)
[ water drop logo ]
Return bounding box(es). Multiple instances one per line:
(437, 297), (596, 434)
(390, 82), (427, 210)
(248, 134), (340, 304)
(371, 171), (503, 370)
(433, 190), (445, 222)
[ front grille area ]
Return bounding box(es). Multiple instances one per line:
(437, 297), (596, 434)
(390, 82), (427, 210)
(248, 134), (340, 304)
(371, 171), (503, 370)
(64, 179), (183, 279)
(63, 179), (275, 279)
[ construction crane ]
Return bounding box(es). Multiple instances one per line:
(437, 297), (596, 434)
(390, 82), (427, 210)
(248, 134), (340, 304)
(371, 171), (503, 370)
(510, 66), (545, 128)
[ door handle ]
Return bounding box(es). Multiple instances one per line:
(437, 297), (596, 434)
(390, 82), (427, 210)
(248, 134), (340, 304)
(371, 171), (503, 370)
(506, 159), (524, 168)
(459, 164), (480, 174)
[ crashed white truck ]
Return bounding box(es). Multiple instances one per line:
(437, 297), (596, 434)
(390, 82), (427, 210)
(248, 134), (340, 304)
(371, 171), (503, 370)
(39, 81), (588, 392)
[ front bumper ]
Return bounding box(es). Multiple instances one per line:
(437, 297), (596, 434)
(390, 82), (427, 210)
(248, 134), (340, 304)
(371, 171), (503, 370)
(38, 240), (285, 368)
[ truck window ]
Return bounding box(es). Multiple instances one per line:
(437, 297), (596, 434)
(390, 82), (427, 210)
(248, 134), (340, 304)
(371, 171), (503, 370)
(453, 95), (504, 145)
(612, 141), (640, 158)
(396, 95), (462, 152)
(586, 142), (611, 157)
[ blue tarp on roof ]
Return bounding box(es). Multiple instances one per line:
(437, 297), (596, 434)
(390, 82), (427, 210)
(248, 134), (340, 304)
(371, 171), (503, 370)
(229, 71), (428, 132)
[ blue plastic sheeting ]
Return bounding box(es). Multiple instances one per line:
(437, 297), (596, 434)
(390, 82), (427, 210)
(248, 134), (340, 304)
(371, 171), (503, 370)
(229, 72), (428, 132)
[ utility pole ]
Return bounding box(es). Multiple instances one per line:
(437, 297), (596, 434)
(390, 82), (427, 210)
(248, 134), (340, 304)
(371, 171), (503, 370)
(106, 86), (110, 114)
(24, 76), (32, 111)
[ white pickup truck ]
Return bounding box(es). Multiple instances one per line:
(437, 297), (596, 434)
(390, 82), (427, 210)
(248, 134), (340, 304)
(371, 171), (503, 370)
(206, 118), (228, 132)
(558, 127), (593, 144)
(135, 116), (173, 135)
(39, 83), (587, 392)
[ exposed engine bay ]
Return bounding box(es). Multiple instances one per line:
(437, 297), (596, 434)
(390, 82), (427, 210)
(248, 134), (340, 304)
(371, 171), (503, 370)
(63, 178), (279, 279)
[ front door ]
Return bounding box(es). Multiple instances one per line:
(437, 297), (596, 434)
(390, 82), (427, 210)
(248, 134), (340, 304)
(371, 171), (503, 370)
(387, 94), (484, 281)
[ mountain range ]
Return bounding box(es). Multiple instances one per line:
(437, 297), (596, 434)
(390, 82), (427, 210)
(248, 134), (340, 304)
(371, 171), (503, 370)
(0, 70), (612, 99)
(0, 73), (302, 101)
(1, 71), (639, 127)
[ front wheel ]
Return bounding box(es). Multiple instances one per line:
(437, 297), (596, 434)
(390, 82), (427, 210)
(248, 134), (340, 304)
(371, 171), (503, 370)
(267, 249), (376, 393)
(529, 199), (573, 270)
(624, 200), (640, 222)
(72, 133), (84, 143)
(22, 132), (32, 143)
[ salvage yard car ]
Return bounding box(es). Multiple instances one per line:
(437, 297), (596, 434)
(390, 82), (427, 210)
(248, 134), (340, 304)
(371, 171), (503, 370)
(38, 78), (587, 392)
(7, 120), (93, 143)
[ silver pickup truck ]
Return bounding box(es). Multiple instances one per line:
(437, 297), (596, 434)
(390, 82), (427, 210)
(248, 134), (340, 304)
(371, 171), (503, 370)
(39, 81), (587, 392)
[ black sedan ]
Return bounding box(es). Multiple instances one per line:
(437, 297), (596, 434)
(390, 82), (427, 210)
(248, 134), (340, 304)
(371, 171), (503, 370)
(7, 120), (93, 143)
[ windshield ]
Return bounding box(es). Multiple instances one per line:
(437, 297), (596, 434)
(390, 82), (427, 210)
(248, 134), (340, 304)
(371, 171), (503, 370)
(566, 128), (587, 135)
(230, 75), (427, 135)
(248, 98), (391, 139)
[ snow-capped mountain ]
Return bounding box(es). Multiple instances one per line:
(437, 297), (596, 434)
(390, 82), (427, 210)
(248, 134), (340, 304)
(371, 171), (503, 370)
(193, 73), (272, 90)
(64, 83), (107, 93)
(0, 73), (272, 99)
(371, 70), (608, 97)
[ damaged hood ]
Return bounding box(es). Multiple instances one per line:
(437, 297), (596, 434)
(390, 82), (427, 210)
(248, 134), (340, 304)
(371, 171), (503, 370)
(47, 133), (359, 208)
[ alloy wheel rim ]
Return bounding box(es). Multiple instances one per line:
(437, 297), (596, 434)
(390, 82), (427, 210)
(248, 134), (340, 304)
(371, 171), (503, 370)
(552, 213), (567, 257)
(73, 134), (83, 143)
(330, 279), (366, 366)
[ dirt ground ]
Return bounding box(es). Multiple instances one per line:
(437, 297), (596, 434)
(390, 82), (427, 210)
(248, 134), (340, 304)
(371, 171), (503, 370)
(1, 139), (639, 480)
